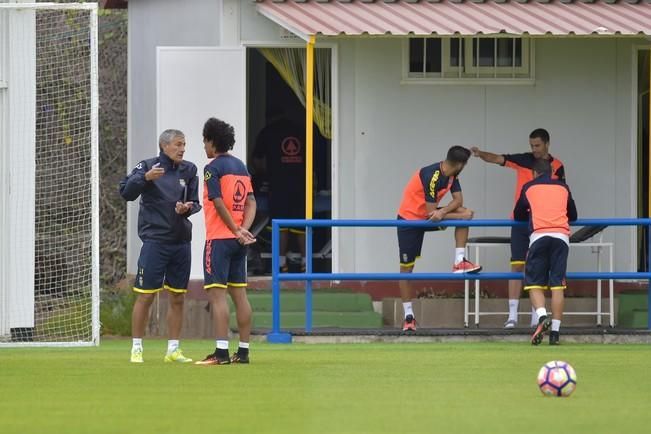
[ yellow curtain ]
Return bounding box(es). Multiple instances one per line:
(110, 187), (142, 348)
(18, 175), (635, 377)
(259, 47), (332, 139)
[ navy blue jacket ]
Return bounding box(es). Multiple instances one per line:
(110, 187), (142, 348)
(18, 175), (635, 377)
(119, 152), (201, 243)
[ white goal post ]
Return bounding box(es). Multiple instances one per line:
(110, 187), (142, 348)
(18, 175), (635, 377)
(0, 2), (99, 346)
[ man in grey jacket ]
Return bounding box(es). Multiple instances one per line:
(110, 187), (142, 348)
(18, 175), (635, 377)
(119, 129), (201, 363)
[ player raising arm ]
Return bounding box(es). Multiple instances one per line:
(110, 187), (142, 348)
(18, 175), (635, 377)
(471, 128), (565, 329)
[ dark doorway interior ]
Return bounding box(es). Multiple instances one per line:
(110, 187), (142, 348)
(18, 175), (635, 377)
(246, 48), (332, 276)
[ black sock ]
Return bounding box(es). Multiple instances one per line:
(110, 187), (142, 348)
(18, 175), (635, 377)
(237, 347), (249, 357)
(215, 348), (229, 359)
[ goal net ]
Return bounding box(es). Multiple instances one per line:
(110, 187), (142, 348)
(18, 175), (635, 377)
(0, 3), (99, 346)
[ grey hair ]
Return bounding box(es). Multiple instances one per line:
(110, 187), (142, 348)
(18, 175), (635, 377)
(158, 129), (185, 149)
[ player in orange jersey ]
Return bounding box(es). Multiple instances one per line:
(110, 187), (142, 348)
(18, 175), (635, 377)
(195, 118), (256, 366)
(397, 146), (481, 332)
(472, 128), (565, 329)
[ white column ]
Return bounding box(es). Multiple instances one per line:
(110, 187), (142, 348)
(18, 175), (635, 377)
(220, 0), (240, 47)
(0, 9), (9, 338)
(6, 6), (36, 332)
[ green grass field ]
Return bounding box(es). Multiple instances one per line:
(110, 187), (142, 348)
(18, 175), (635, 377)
(1, 340), (650, 434)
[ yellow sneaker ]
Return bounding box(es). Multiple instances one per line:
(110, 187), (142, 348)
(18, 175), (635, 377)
(164, 349), (193, 363)
(130, 347), (144, 363)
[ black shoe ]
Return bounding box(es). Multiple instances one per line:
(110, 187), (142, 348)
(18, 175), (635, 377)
(531, 316), (551, 346)
(231, 352), (250, 364)
(194, 351), (231, 365)
(549, 331), (560, 346)
(402, 314), (417, 332)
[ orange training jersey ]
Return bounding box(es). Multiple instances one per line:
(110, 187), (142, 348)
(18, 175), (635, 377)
(397, 162), (461, 220)
(502, 153), (565, 206)
(513, 175), (578, 236)
(203, 154), (253, 240)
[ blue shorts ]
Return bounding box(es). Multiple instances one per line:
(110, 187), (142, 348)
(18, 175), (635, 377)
(397, 216), (443, 266)
(510, 225), (529, 265)
(203, 239), (248, 290)
(133, 241), (191, 294)
(523, 236), (569, 291)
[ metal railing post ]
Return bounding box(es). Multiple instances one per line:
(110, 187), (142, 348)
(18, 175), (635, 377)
(648, 223), (651, 330)
(267, 220), (292, 343)
(306, 225), (313, 333)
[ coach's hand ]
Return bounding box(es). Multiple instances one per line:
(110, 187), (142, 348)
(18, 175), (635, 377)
(175, 201), (193, 215)
(145, 163), (165, 181)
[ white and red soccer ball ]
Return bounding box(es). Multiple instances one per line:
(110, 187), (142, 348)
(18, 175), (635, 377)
(537, 360), (577, 397)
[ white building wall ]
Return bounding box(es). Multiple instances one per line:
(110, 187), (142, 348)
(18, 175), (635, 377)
(126, 0), (220, 274)
(335, 37), (643, 275)
(241, 0), (302, 44)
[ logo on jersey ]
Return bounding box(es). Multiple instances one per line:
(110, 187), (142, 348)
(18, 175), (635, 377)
(135, 162), (143, 170)
(429, 170), (440, 199)
(281, 136), (303, 164)
(179, 179), (186, 187)
(204, 170), (212, 182)
(232, 180), (246, 212)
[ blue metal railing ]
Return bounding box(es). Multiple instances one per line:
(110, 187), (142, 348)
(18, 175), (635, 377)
(267, 218), (651, 343)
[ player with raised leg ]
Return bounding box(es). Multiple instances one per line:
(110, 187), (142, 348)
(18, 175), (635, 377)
(397, 146), (481, 332)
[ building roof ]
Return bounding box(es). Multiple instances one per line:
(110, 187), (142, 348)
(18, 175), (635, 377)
(256, 0), (651, 39)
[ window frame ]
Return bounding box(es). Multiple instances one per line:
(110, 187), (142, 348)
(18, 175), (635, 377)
(463, 36), (530, 75)
(401, 36), (535, 85)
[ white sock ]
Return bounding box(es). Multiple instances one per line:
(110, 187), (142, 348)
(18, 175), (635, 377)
(132, 338), (142, 350)
(508, 299), (519, 321)
(239, 341), (250, 349)
(536, 307), (548, 319)
(167, 339), (179, 354)
(216, 339), (229, 350)
(530, 307), (538, 326)
(403, 302), (414, 319)
(551, 319), (561, 332)
(454, 248), (465, 265)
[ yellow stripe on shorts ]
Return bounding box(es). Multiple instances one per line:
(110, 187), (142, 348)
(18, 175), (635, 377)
(164, 285), (187, 293)
(133, 287), (163, 294)
(523, 285), (549, 291)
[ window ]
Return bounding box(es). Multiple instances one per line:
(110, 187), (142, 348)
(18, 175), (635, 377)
(405, 36), (532, 82)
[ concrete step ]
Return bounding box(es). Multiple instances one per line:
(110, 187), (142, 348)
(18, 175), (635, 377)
(232, 311), (383, 330)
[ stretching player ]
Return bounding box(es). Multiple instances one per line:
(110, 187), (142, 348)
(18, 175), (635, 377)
(397, 146), (481, 332)
(513, 159), (577, 345)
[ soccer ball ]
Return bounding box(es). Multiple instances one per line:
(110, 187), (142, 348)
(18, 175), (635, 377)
(537, 360), (577, 397)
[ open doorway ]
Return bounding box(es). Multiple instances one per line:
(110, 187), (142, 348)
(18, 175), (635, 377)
(637, 49), (650, 271)
(246, 47), (332, 276)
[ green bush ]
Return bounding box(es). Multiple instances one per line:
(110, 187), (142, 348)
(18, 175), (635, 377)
(100, 290), (135, 336)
